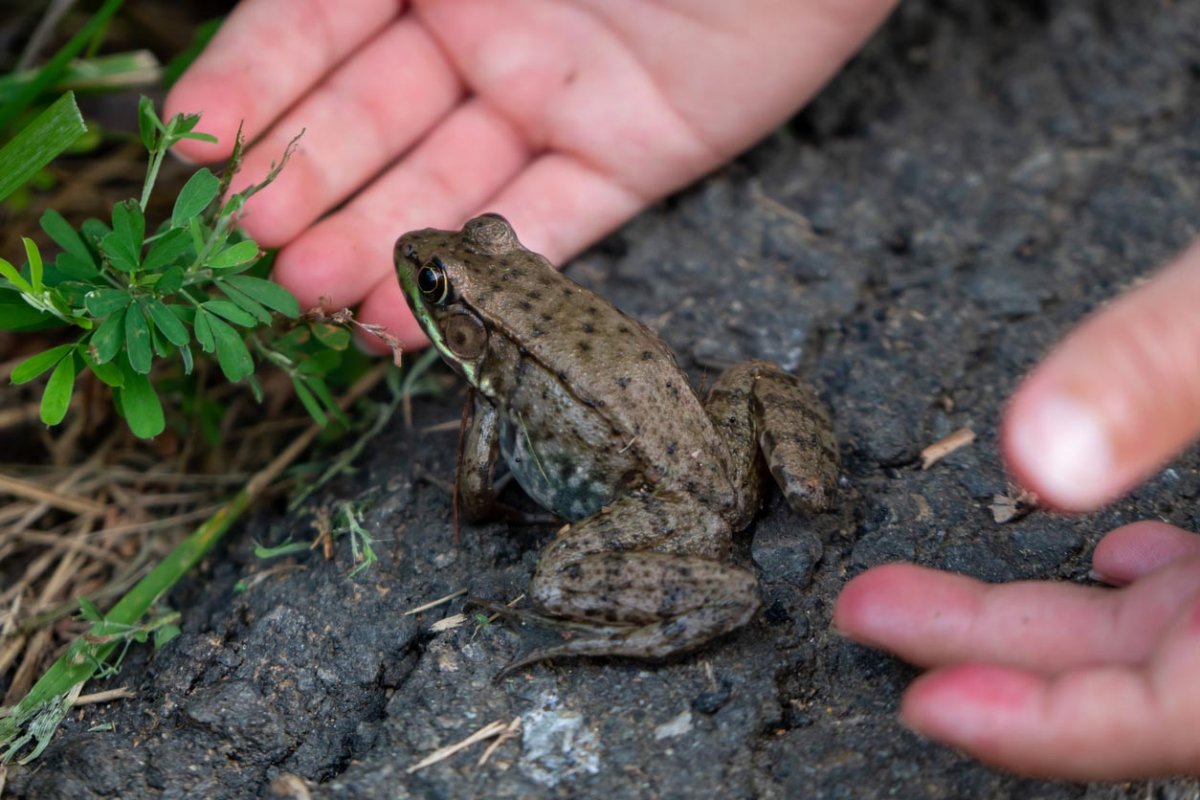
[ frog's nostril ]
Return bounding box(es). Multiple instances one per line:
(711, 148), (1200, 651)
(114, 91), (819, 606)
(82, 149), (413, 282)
(403, 243), (417, 259)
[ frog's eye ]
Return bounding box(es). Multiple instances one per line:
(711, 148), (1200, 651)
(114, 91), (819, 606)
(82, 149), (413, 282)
(417, 259), (450, 305)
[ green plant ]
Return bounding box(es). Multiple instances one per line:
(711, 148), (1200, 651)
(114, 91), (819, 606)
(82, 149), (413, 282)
(1, 97), (352, 438)
(334, 500), (379, 577)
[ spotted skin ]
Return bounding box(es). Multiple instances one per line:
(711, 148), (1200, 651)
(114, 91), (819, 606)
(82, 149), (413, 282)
(395, 214), (839, 672)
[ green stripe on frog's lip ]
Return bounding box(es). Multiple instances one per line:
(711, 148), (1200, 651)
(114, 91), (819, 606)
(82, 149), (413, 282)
(397, 265), (478, 386)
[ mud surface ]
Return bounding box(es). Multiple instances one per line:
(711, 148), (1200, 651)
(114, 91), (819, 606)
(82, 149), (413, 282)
(9, 1), (1200, 797)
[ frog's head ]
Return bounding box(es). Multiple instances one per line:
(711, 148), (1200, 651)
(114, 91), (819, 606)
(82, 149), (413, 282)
(394, 214), (522, 387)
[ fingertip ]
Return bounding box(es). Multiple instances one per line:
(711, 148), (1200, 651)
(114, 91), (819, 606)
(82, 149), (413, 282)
(1092, 521), (1200, 585)
(1003, 240), (1200, 513)
(1000, 376), (1119, 512)
(900, 664), (1045, 757)
(833, 562), (920, 634)
(272, 217), (389, 310)
(356, 279), (430, 353)
(833, 563), (977, 663)
(164, 71), (245, 162)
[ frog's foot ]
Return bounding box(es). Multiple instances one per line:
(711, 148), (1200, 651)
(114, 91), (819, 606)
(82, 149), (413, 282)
(493, 550), (763, 677)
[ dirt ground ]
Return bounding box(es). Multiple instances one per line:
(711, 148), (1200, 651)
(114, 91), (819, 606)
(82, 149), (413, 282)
(8, 1), (1200, 797)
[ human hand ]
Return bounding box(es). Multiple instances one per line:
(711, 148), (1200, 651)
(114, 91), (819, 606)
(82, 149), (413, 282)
(165, 0), (896, 350)
(835, 521), (1200, 780)
(1003, 240), (1200, 512)
(835, 240), (1200, 780)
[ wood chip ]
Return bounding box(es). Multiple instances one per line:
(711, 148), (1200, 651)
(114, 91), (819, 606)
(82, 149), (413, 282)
(406, 720), (508, 774)
(429, 613), (467, 633)
(920, 427), (976, 470)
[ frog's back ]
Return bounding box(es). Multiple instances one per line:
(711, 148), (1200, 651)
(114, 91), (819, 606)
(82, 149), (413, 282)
(474, 262), (728, 492)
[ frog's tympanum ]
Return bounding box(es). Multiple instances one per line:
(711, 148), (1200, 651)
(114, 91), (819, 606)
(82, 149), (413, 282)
(395, 214), (839, 674)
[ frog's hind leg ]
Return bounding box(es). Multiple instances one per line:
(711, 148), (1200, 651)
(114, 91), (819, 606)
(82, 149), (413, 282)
(501, 494), (760, 673)
(705, 360), (839, 524)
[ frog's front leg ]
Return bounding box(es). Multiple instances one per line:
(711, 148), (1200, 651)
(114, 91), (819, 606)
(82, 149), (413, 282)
(500, 492), (760, 672)
(456, 391), (553, 524)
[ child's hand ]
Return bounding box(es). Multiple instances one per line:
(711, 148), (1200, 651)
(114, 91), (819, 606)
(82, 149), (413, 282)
(166, 0), (896, 349)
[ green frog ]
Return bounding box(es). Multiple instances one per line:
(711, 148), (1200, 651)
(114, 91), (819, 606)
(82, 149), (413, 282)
(395, 214), (839, 674)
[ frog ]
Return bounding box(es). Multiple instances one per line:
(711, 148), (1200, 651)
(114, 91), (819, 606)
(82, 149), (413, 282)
(395, 213), (839, 675)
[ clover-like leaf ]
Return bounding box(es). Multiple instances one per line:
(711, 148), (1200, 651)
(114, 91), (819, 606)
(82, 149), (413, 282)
(90, 308), (126, 364)
(105, 200), (145, 272)
(41, 353), (76, 425)
(137, 96), (163, 151)
(207, 313), (254, 382)
(172, 168), (219, 228)
(153, 265), (185, 295)
(291, 377), (326, 427)
(117, 369), (165, 439)
(194, 308), (215, 353)
(223, 274), (299, 318)
(203, 300), (256, 327)
(84, 287), (131, 316)
(145, 299), (190, 347)
(10, 343), (73, 384)
(142, 228), (192, 272)
(124, 303), (153, 374)
(82, 348), (124, 387)
(217, 280), (271, 324)
(208, 240), (259, 269)
(40, 209), (90, 260)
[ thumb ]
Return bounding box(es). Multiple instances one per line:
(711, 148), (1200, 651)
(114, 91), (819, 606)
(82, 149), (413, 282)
(1003, 240), (1200, 511)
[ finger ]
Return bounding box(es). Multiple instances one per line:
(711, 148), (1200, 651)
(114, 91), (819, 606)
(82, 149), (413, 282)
(833, 561), (1200, 672)
(271, 99), (530, 350)
(165, 0), (401, 161)
(1002, 240), (1200, 511)
(900, 593), (1200, 780)
(228, 19), (462, 247)
(478, 153), (646, 264)
(1091, 521), (1200, 586)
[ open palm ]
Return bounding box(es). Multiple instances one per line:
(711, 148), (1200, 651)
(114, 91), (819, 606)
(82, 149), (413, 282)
(166, 0), (894, 348)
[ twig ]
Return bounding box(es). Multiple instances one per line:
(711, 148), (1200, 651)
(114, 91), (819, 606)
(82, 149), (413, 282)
(477, 717), (522, 767)
(0, 403), (40, 429)
(0, 473), (106, 516)
(73, 687), (134, 706)
(403, 589), (467, 616)
(407, 720), (507, 774)
(920, 427), (977, 470)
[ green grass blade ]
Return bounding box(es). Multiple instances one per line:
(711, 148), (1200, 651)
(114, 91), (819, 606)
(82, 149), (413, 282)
(0, 91), (87, 203)
(0, 51), (160, 107)
(0, 0), (124, 131)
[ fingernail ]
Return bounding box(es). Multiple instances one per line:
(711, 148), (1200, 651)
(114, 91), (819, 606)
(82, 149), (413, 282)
(1086, 568), (1123, 586)
(1008, 393), (1115, 511)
